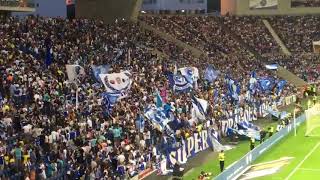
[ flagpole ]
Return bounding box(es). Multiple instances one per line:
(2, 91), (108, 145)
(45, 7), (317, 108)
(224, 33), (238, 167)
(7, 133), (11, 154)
(75, 83), (79, 110)
(293, 107), (297, 136)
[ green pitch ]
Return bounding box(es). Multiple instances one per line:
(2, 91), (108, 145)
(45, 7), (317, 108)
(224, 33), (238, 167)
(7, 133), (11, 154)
(183, 99), (311, 180)
(253, 122), (320, 180)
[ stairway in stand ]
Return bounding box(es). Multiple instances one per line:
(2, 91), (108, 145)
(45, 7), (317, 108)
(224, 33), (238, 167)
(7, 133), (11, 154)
(219, 18), (307, 88)
(138, 20), (208, 59)
(262, 19), (292, 56)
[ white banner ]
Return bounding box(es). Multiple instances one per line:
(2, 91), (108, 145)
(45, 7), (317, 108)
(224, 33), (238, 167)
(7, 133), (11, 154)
(99, 71), (132, 99)
(249, 0), (278, 9)
(66, 65), (85, 82)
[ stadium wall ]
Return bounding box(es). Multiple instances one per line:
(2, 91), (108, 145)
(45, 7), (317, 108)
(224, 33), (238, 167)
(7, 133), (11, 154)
(76, 0), (140, 24)
(12, 0), (66, 18)
(235, 0), (320, 15)
(214, 114), (306, 180)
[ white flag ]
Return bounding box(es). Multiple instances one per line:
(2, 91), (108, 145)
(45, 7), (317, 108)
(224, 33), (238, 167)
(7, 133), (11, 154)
(66, 65), (85, 82)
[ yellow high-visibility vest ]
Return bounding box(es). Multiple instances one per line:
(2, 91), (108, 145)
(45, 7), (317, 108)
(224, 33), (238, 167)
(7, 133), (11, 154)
(269, 127), (274, 133)
(219, 152), (225, 161)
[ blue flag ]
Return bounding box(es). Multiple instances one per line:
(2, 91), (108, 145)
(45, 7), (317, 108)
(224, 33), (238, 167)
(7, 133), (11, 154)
(45, 46), (52, 67)
(226, 76), (241, 101)
(144, 105), (171, 132)
(276, 80), (287, 95)
(258, 77), (274, 92)
(102, 92), (121, 113)
(248, 71), (257, 94)
(204, 65), (219, 83)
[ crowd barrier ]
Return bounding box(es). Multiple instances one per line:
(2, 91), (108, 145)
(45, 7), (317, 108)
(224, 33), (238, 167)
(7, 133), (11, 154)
(214, 113), (306, 180)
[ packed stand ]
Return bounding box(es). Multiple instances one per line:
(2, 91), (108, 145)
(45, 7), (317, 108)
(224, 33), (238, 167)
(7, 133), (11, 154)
(223, 16), (280, 56)
(268, 15), (320, 53)
(140, 15), (267, 78)
(0, 16), (296, 180)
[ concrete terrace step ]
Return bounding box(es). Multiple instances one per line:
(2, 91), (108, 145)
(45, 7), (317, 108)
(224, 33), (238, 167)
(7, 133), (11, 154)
(276, 66), (308, 87)
(262, 19), (291, 56)
(138, 20), (207, 59)
(131, 0), (143, 22)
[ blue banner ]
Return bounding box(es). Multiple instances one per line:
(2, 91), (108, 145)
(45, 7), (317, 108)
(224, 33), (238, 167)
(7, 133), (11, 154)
(165, 129), (218, 166)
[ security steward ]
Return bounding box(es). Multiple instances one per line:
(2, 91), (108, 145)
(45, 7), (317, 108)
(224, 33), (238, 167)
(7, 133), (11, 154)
(268, 126), (274, 137)
(218, 150), (225, 172)
(250, 137), (255, 150)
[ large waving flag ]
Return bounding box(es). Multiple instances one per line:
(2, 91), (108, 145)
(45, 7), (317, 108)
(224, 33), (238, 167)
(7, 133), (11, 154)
(92, 65), (110, 82)
(226, 76), (241, 101)
(178, 67), (199, 84)
(66, 65), (85, 82)
(173, 74), (193, 92)
(101, 92), (121, 113)
(100, 71), (132, 99)
(144, 105), (171, 132)
(276, 80), (287, 95)
(191, 96), (208, 121)
(248, 71), (257, 94)
(204, 65), (220, 83)
(258, 77), (274, 92)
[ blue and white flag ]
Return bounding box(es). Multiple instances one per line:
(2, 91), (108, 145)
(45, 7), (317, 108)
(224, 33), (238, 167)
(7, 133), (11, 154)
(248, 71), (257, 94)
(92, 65), (110, 82)
(66, 65), (86, 82)
(238, 120), (259, 131)
(101, 92), (121, 113)
(276, 80), (287, 95)
(144, 105), (171, 132)
(178, 67), (199, 84)
(191, 96), (208, 121)
(204, 65), (219, 83)
(100, 71), (132, 99)
(226, 76), (241, 101)
(267, 108), (288, 120)
(173, 74), (193, 92)
(258, 77), (274, 92)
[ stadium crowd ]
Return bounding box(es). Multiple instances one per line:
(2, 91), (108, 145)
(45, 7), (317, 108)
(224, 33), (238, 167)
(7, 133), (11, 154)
(0, 13), (317, 180)
(141, 15), (320, 83)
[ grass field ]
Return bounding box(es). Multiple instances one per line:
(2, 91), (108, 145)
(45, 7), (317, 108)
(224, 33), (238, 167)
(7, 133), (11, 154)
(183, 98), (311, 180)
(253, 122), (320, 180)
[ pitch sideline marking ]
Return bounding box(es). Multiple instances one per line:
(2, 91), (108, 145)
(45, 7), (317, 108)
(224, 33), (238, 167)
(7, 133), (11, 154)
(285, 142), (320, 180)
(297, 168), (320, 172)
